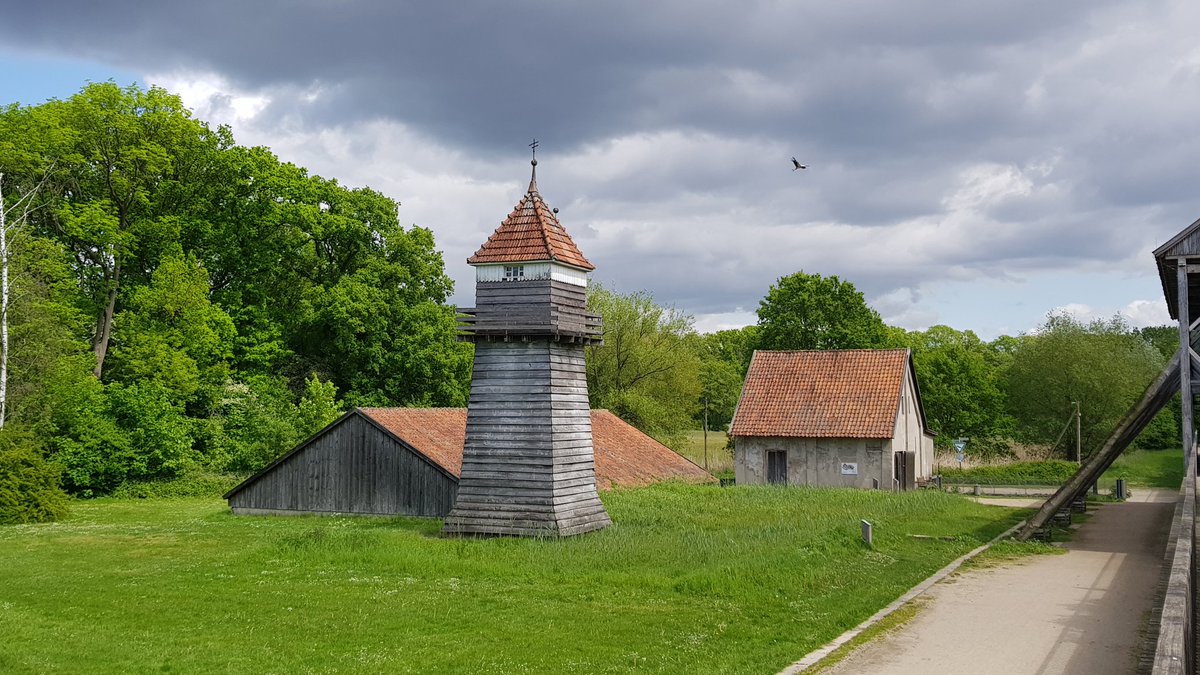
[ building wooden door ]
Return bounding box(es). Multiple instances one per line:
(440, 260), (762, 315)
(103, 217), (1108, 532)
(767, 450), (788, 485)
(893, 452), (908, 491)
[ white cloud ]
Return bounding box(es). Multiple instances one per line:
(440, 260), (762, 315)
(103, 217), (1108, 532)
(1045, 299), (1171, 330)
(693, 310), (757, 334)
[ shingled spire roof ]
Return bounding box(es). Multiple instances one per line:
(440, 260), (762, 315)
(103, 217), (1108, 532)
(467, 161), (595, 271)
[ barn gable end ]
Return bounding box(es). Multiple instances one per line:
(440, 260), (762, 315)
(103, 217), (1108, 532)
(225, 411), (458, 517)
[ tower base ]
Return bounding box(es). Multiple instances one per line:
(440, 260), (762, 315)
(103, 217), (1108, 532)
(442, 340), (611, 538)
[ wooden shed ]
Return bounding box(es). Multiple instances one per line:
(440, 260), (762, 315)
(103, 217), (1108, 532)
(224, 408), (712, 517)
(729, 349), (935, 490)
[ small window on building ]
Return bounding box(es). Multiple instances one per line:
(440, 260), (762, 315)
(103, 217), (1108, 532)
(866, 441), (883, 453)
(504, 265), (525, 281)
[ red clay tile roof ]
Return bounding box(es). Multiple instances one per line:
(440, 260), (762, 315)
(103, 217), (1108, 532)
(730, 349), (910, 439)
(359, 408), (468, 476)
(589, 410), (713, 489)
(467, 176), (595, 271)
(358, 407), (712, 488)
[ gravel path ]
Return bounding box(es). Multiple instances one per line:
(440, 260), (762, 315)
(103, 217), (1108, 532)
(818, 488), (1177, 675)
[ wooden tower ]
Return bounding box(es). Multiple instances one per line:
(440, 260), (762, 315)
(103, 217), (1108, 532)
(442, 156), (612, 537)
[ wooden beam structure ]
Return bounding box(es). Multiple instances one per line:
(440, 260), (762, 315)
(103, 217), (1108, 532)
(1178, 260), (1194, 474)
(1015, 352), (1181, 540)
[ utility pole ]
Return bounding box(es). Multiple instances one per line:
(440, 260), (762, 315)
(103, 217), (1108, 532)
(1073, 401), (1081, 464)
(703, 397), (709, 471)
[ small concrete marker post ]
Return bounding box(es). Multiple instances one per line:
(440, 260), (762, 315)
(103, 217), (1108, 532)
(861, 520), (873, 548)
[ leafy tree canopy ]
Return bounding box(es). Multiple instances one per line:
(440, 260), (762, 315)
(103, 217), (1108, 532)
(756, 271), (888, 351)
(898, 325), (1012, 452)
(586, 284), (702, 448)
(1004, 313), (1167, 457)
(0, 81), (469, 494)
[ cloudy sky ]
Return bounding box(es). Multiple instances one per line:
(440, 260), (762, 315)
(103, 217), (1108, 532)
(2, 0), (1197, 338)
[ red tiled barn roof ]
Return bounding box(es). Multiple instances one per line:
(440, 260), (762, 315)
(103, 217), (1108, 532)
(466, 177), (595, 271)
(730, 349), (911, 439)
(358, 408), (712, 489)
(359, 408), (469, 476)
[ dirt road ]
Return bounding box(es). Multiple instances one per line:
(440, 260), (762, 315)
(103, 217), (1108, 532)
(818, 488), (1177, 675)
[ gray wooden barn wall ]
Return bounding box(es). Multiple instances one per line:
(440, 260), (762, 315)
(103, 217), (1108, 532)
(442, 340), (611, 537)
(228, 414), (457, 517)
(462, 280), (601, 340)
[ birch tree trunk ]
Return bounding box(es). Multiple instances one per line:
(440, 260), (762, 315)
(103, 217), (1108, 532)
(0, 173), (9, 429)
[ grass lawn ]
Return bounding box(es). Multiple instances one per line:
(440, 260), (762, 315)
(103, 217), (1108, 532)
(677, 429), (733, 474)
(0, 484), (1030, 674)
(1099, 448), (1185, 489)
(938, 448), (1185, 491)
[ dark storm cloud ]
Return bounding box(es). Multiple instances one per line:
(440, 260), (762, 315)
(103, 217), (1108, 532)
(3, 0), (1196, 332)
(0, 0), (1122, 153)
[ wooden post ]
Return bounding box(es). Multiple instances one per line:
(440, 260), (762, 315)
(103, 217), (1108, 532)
(1178, 260), (1193, 472)
(1080, 398), (1089, 461)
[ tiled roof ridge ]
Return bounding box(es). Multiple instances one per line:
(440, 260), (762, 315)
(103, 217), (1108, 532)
(467, 175), (595, 271)
(754, 348), (910, 354)
(531, 191), (556, 265)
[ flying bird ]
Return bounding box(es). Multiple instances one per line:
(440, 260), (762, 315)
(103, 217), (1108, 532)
(791, 157), (807, 171)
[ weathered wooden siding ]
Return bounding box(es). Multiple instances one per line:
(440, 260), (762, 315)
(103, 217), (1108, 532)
(458, 279), (602, 342)
(228, 414), (458, 517)
(890, 366), (933, 481)
(442, 340), (612, 537)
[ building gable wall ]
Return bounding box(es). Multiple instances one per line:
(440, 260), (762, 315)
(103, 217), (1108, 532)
(228, 414), (458, 517)
(735, 436), (891, 489)
(890, 363), (933, 481)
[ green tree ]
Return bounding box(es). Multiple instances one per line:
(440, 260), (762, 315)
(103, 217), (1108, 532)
(1005, 313), (1167, 457)
(756, 271), (887, 351)
(1131, 325), (1181, 449)
(297, 374), (342, 437)
(0, 81), (472, 493)
(0, 429), (69, 524)
(693, 327), (758, 431)
(1136, 325), (1179, 361)
(107, 254), (235, 410)
(586, 284), (702, 447)
(0, 82), (230, 378)
(903, 325), (1011, 453)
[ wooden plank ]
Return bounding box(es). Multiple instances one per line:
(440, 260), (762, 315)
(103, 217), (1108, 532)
(1180, 263), (1194, 479)
(1150, 464), (1193, 673)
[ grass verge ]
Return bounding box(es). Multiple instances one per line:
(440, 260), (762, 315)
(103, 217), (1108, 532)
(939, 448), (1184, 491)
(1099, 448), (1184, 489)
(0, 484), (1026, 674)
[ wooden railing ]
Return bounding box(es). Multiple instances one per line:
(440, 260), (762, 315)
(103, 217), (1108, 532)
(1151, 448), (1195, 674)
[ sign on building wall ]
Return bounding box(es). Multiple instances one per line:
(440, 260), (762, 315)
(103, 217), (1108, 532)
(840, 462), (858, 475)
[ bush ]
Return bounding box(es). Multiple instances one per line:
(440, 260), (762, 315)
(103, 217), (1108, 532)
(0, 431), (70, 524)
(110, 471), (246, 499)
(939, 460), (1078, 486)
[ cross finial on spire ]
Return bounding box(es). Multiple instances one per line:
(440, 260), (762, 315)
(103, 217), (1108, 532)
(528, 138), (539, 192)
